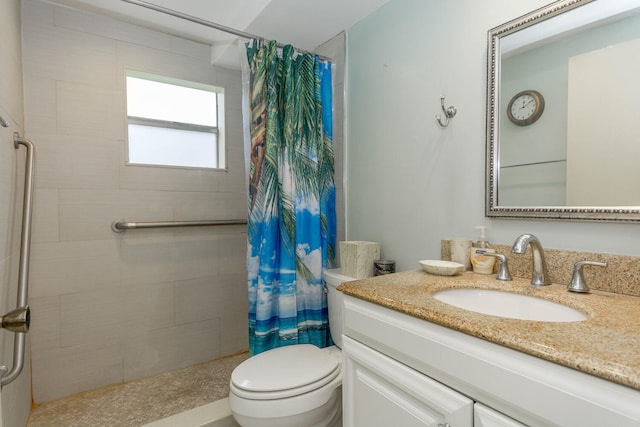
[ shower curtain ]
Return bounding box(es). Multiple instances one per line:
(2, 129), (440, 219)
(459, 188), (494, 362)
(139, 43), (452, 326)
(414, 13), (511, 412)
(242, 40), (336, 356)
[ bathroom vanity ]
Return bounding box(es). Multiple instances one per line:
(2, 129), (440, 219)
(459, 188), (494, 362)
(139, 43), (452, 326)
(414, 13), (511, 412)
(338, 270), (640, 427)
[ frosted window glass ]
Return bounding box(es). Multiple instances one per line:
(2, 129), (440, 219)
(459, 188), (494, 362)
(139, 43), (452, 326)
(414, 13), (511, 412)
(125, 70), (224, 169)
(128, 125), (218, 168)
(126, 76), (217, 126)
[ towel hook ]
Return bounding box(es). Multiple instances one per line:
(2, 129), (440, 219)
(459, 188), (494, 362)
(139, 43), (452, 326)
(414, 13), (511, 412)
(435, 95), (457, 128)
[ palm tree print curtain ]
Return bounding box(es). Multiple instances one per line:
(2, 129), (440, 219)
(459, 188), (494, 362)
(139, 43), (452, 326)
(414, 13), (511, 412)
(245, 40), (336, 356)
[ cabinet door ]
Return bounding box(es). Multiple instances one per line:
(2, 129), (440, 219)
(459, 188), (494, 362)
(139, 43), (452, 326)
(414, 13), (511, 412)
(343, 336), (473, 427)
(474, 403), (527, 427)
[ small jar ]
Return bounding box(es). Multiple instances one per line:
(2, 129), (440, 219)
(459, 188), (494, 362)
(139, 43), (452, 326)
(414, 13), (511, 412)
(374, 260), (396, 276)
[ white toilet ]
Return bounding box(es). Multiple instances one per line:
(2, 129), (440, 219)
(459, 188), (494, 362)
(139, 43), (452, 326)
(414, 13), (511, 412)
(229, 269), (355, 427)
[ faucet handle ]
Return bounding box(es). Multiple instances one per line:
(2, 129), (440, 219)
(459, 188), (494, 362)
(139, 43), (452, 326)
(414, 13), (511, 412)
(567, 260), (607, 293)
(483, 253), (512, 281)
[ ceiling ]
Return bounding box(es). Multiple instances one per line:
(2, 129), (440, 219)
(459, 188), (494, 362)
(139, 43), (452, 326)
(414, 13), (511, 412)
(44, 0), (392, 68)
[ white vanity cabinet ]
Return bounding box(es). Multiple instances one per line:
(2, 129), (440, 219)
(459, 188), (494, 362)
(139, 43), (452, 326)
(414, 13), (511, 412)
(343, 335), (473, 426)
(341, 295), (640, 427)
(343, 336), (523, 427)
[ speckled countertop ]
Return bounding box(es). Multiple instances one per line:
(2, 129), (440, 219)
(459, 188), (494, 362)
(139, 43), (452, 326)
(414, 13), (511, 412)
(337, 269), (640, 391)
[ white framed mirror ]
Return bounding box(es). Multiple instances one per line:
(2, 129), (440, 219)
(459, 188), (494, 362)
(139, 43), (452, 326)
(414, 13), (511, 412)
(486, 0), (640, 222)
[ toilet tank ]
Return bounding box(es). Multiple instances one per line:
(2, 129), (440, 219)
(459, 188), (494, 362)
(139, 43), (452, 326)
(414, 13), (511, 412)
(323, 269), (356, 348)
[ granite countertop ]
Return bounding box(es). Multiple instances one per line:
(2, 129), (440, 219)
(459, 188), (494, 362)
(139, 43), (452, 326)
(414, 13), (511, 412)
(337, 269), (640, 391)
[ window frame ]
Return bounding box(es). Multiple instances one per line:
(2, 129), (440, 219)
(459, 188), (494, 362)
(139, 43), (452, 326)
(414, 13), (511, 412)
(124, 69), (226, 170)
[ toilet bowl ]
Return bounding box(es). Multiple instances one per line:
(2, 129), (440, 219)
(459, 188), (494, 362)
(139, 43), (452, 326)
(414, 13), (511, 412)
(229, 269), (355, 427)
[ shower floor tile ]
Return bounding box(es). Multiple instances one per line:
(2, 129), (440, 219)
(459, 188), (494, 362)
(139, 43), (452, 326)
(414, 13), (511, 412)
(27, 352), (248, 427)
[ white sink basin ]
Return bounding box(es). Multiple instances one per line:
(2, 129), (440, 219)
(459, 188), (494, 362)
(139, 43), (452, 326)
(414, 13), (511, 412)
(432, 288), (587, 322)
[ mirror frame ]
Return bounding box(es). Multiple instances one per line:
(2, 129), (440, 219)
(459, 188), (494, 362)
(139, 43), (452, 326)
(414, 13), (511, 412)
(485, 0), (640, 222)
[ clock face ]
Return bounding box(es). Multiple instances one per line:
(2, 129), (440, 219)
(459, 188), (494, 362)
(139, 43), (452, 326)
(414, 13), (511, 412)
(510, 94), (537, 119)
(507, 90), (544, 126)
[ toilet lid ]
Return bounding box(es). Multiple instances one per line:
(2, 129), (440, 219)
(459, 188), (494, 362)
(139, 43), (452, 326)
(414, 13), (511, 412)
(231, 344), (339, 396)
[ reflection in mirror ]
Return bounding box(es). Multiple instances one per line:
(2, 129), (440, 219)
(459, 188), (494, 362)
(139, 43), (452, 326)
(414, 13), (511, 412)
(486, 0), (640, 221)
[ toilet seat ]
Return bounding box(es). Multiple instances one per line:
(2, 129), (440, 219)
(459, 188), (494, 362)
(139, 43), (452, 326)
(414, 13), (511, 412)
(231, 344), (340, 400)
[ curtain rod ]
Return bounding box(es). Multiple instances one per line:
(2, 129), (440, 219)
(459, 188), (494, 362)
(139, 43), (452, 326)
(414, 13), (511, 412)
(120, 0), (330, 61)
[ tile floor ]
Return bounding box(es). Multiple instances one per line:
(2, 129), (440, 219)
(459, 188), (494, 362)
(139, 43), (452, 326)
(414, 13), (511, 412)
(27, 352), (248, 427)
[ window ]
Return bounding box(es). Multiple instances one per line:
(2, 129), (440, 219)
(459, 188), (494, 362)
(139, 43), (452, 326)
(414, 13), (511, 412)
(125, 70), (225, 169)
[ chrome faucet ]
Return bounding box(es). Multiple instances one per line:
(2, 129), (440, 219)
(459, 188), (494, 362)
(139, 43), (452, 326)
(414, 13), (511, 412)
(511, 234), (551, 286)
(483, 252), (512, 281)
(567, 260), (608, 293)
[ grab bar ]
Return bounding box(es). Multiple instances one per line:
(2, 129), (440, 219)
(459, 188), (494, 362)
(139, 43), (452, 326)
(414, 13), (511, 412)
(1, 133), (35, 387)
(112, 219), (247, 232)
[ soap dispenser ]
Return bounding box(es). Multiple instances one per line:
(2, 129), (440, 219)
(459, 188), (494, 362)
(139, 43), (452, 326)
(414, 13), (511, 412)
(469, 226), (496, 274)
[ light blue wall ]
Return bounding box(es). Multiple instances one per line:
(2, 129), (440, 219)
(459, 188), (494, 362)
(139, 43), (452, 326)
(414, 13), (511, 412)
(346, 0), (640, 272)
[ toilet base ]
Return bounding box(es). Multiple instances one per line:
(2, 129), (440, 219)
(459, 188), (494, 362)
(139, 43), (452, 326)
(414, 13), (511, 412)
(231, 387), (342, 427)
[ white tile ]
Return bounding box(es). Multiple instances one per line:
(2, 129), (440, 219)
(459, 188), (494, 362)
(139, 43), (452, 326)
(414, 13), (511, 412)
(0, 259), (5, 306)
(174, 276), (232, 325)
(29, 239), (121, 298)
(28, 295), (61, 353)
(1, 255), (20, 313)
(225, 274), (248, 315)
(22, 76), (56, 133)
(0, 338), (31, 427)
(175, 274), (248, 344)
(0, 5), (24, 126)
(174, 191), (246, 222)
(220, 310), (249, 356)
(117, 157), (222, 193)
(217, 167), (247, 194)
(59, 189), (174, 242)
(0, 258), (14, 313)
(32, 189), (59, 243)
(31, 341), (123, 403)
(225, 125), (245, 148)
(21, 0), (54, 32)
(57, 81), (124, 140)
(120, 281), (175, 338)
(60, 287), (125, 347)
(169, 234), (220, 281)
(215, 69), (242, 92)
(33, 133), (120, 191)
(117, 42), (218, 88)
(0, 0), (22, 59)
(218, 234), (247, 276)
(22, 9), (117, 90)
(122, 319), (220, 381)
(218, 274), (249, 355)
(0, 128), (16, 262)
(170, 36), (211, 60)
(54, 5), (172, 52)
(119, 234), (174, 285)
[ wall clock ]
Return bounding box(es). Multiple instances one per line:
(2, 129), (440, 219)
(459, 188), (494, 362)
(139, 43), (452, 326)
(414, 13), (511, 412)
(507, 90), (545, 126)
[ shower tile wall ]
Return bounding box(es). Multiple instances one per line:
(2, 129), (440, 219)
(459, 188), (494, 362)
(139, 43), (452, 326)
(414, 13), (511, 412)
(22, 0), (248, 404)
(0, 1), (32, 425)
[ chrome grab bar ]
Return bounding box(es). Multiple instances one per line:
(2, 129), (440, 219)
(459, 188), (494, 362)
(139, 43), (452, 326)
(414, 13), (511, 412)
(111, 219), (247, 232)
(1, 133), (35, 387)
